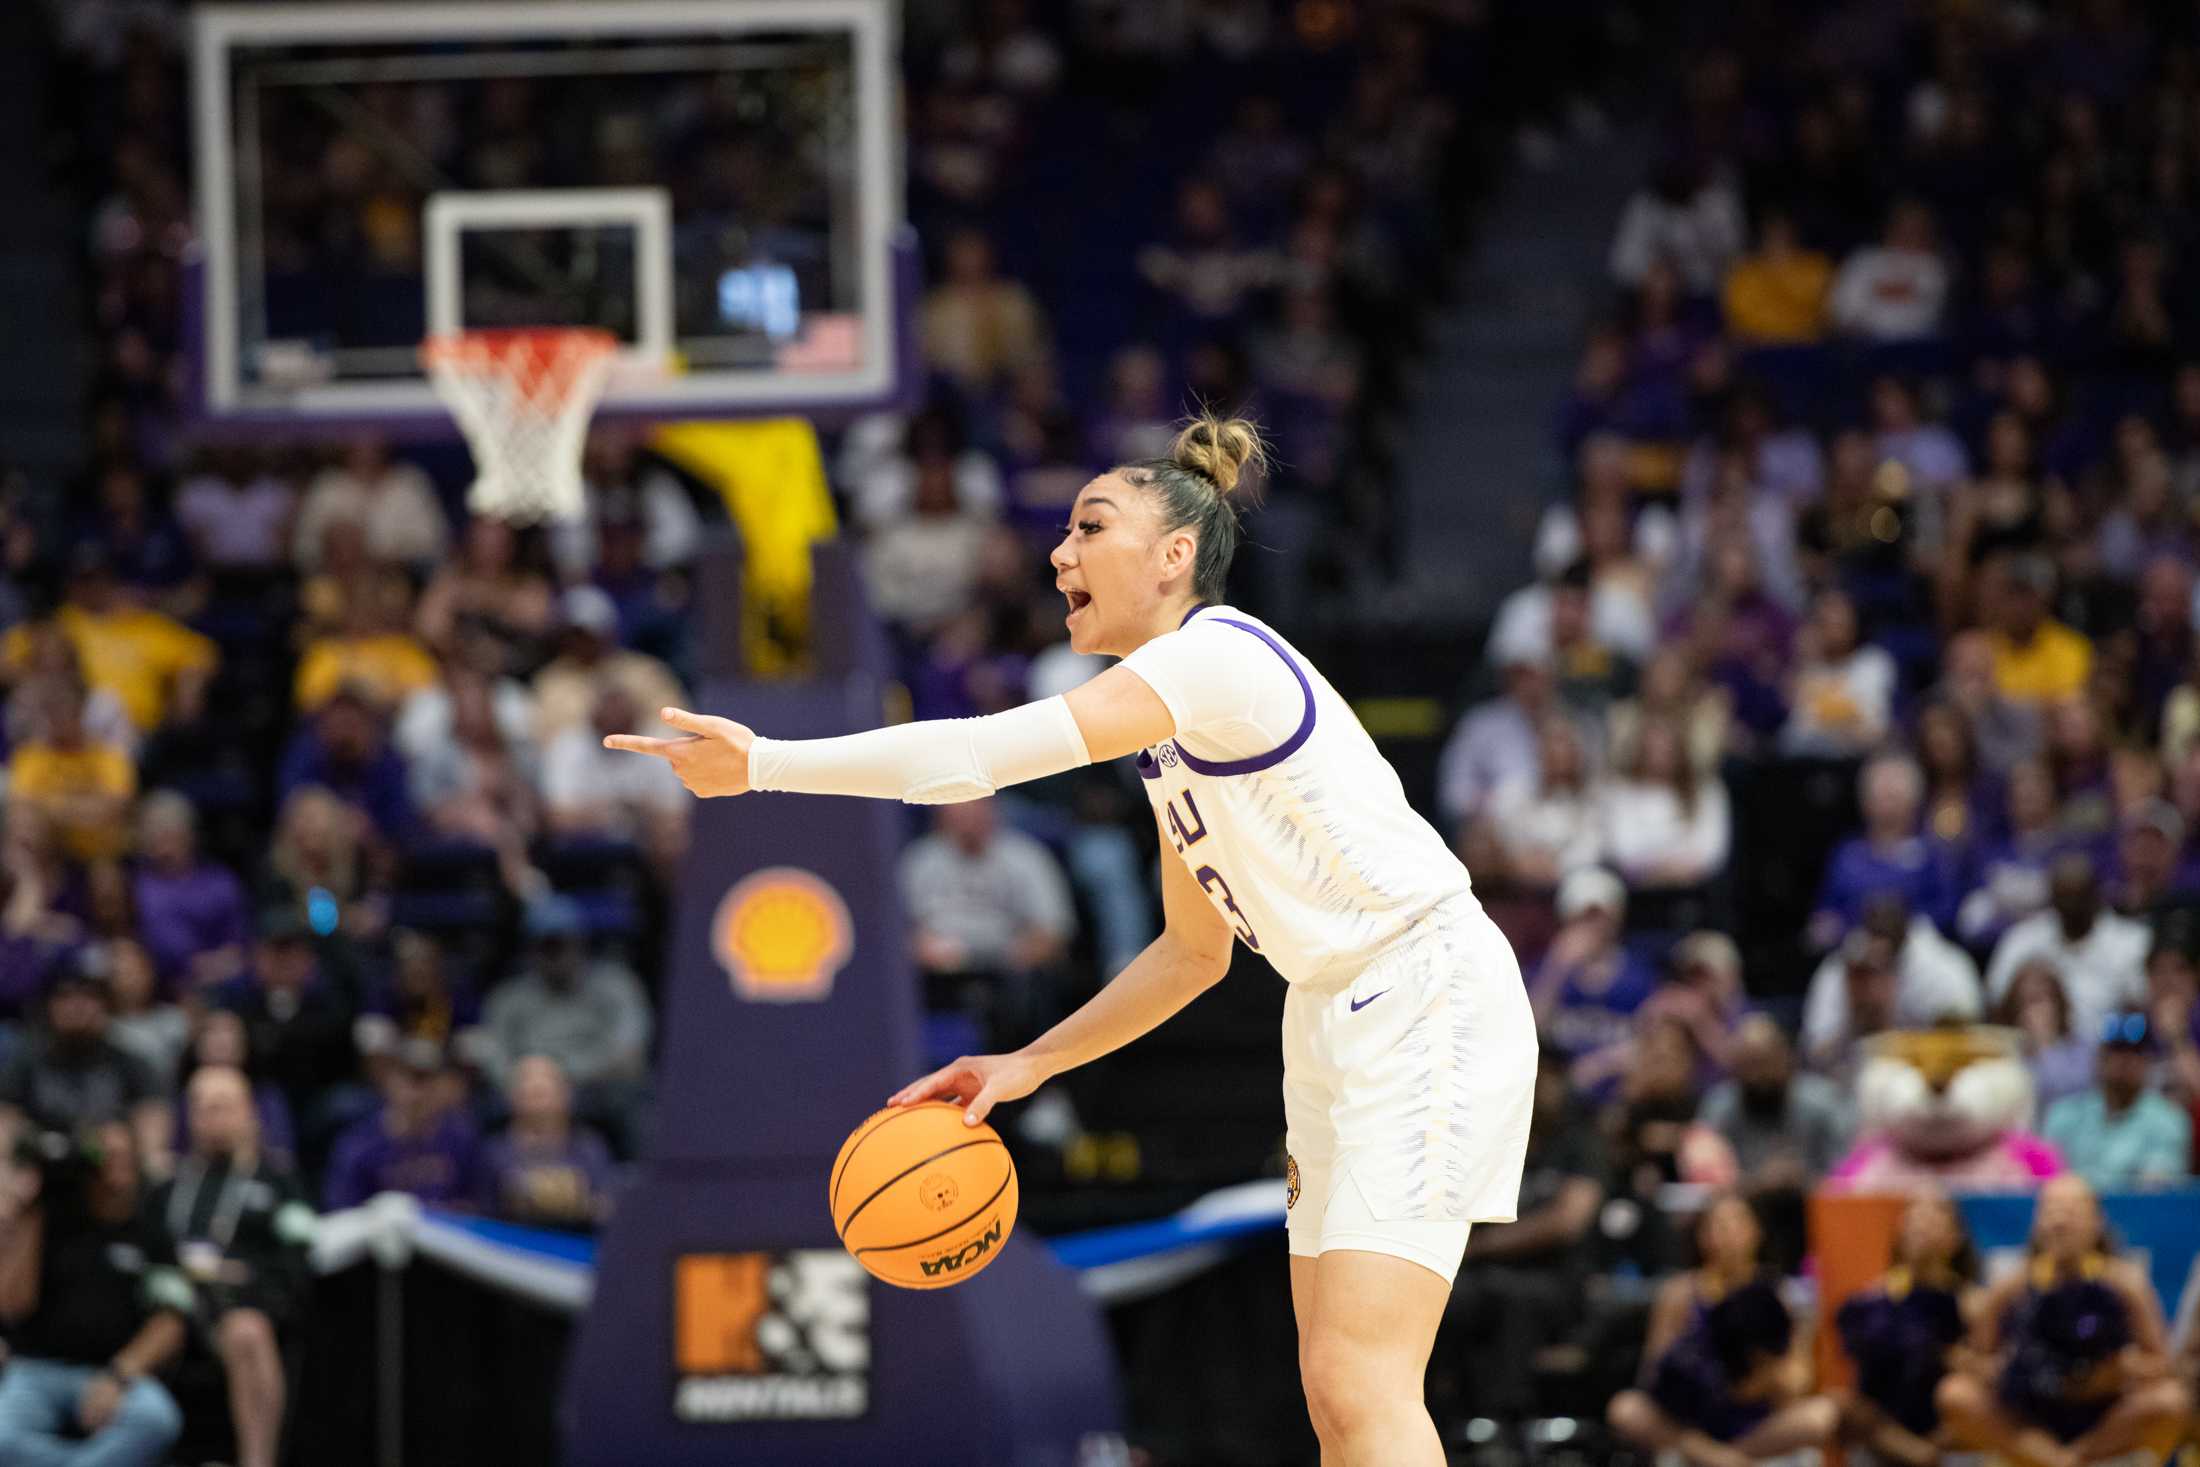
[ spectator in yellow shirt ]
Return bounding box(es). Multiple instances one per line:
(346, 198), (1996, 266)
(7, 679), (137, 861)
(1722, 210), (1833, 346)
(4, 625), (137, 757)
(921, 229), (1051, 394)
(1987, 554), (2093, 705)
(0, 550), (216, 734)
(294, 572), (440, 713)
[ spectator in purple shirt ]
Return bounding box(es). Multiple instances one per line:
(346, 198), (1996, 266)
(1958, 758), (2067, 949)
(1668, 535), (1796, 746)
(1529, 868), (1660, 1061)
(323, 1040), (479, 1211)
(1811, 753), (1958, 948)
(478, 1055), (617, 1230)
(275, 688), (412, 843)
(1619, 260), (1716, 439)
(1555, 324), (1630, 461)
(131, 791), (247, 991)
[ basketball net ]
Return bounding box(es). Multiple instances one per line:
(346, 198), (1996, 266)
(420, 327), (618, 524)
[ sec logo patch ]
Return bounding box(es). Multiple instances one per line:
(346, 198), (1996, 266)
(713, 867), (854, 1003)
(1158, 744), (1179, 768)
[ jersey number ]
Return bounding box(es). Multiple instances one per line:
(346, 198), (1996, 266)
(1168, 790), (1258, 948)
(1194, 865), (1260, 950)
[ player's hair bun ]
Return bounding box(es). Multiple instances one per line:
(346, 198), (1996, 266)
(1170, 414), (1266, 497)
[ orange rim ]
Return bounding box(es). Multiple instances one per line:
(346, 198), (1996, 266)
(419, 327), (618, 407)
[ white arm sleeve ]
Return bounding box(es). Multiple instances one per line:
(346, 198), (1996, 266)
(746, 696), (1092, 804)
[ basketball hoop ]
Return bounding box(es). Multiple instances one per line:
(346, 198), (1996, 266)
(421, 327), (618, 524)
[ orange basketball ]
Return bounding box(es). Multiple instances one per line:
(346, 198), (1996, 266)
(828, 1101), (1018, 1289)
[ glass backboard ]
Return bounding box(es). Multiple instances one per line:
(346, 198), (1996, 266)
(190, 0), (904, 424)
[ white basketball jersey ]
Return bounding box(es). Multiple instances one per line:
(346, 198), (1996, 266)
(1122, 605), (1475, 984)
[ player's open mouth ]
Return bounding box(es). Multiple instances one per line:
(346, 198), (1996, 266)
(1063, 588), (1091, 623)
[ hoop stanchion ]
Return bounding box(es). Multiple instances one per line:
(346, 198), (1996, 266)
(420, 327), (618, 524)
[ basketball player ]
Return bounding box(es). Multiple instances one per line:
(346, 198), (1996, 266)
(607, 416), (1537, 1466)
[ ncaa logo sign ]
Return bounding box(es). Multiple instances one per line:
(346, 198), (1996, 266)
(712, 867), (854, 1003)
(673, 1250), (870, 1422)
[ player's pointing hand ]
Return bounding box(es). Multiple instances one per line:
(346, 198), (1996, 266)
(602, 706), (755, 797)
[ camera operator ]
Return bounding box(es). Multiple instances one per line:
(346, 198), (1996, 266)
(148, 1065), (313, 1467)
(0, 1119), (191, 1466)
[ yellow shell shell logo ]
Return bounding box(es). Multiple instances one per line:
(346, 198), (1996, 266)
(712, 867), (853, 1003)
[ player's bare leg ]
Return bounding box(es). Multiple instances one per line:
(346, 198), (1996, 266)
(1288, 1255), (1340, 1467)
(1292, 1249), (1449, 1467)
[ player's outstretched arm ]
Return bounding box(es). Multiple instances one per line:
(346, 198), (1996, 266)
(602, 668), (1174, 804)
(890, 817), (1234, 1125)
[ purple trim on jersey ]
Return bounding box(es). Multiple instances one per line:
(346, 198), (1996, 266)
(1168, 618), (1317, 776)
(1178, 602), (1207, 628)
(1136, 751), (1161, 780)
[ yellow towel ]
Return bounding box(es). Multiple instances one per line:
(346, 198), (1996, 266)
(650, 419), (839, 677)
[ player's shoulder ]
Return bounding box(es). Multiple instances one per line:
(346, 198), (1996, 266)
(1130, 605), (1253, 662)
(1171, 603), (1248, 635)
(1183, 603), (1265, 632)
(1177, 605), (1299, 656)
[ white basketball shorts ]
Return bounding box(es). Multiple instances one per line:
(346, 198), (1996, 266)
(1281, 897), (1537, 1284)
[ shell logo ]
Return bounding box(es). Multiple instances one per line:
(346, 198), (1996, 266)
(711, 867), (854, 1003)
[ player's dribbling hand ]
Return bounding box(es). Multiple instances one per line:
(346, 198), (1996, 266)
(601, 707), (754, 797)
(888, 1052), (1047, 1127)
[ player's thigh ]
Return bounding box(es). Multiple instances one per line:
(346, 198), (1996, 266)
(1304, 1247), (1452, 1382)
(1289, 1251), (1321, 1359)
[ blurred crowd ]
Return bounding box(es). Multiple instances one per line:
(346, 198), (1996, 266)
(1429, 1), (2200, 1461)
(1443, 0), (2200, 1182)
(0, 436), (690, 1461)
